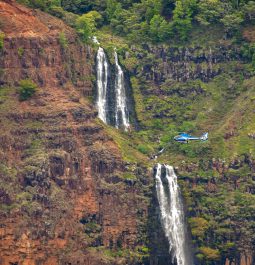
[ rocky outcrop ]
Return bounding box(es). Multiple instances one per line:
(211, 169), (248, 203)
(134, 44), (244, 84)
(225, 253), (253, 265)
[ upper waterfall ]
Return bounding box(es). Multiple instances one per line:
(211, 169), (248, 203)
(95, 46), (131, 130)
(155, 164), (193, 265)
(114, 50), (130, 131)
(96, 47), (109, 124)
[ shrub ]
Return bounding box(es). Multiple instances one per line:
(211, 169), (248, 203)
(59, 32), (68, 49)
(18, 79), (37, 101)
(122, 172), (137, 180)
(195, 253), (204, 261)
(0, 32), (4, 50)
(137, 144), (151, 155)
(199, 246), (220, 261)
(189, 217), (209, 238)
(18, 47), (24, 57)
(136, 245), (149, 254)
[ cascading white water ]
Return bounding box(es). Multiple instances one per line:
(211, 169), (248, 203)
(155, 164), (191, 265)
(96, 47), (109, 124)
(114, 50), (130, 131)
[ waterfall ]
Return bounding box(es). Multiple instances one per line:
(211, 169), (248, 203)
(95, 45), (130, 130)
(114, 50), (130, 131)
(96, 47), (109, 124)
(155, 164), (192, 265)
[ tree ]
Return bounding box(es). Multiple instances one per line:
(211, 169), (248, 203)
(172, 0), (197, 41)
(142, 0), (162, 22)
(199, 247), (220, 261)
(149, 15), (171, 42)
(149, 15), (164, 42)
(106, 0), (120, 22)
(158, 18), (172, 41)
(61, 0), (107, 14)
(75, 11), (102, 42)
(220, 12), (244, 35)
(243, 1), (255, 21)
(196, 0), (226, 26)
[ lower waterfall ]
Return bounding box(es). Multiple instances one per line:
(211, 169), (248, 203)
(155, 164), (193, 265)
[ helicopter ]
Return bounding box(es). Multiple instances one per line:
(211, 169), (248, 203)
(174, 132), (208, 143)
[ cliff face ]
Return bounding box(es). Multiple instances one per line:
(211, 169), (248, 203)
(117, 35), (254, 265)
(136, 44), (243, 83)
(176, 156), (255, 265)
(0, 0), (91, 95)
(0, 2), (145, 264)
(124, 31), (255, 264)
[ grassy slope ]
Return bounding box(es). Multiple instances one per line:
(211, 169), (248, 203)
(95, 25), (255, 166)
(93, 25), (255, 262)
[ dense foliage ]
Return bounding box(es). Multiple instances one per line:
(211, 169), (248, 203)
(17, 0), (255, 43)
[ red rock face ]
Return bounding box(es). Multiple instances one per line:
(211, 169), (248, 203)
(0, 0), (92, 95)
(0, 2), (141, 264)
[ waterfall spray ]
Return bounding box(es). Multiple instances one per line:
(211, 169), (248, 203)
(155, 164), (192, 265)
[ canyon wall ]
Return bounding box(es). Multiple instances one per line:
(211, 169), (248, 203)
(0, 1), (254, 265)
(0, 2), (149, 264)
(125, 35), (255, 265)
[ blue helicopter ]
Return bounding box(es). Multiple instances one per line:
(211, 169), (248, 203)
(174, 132), (208, 143)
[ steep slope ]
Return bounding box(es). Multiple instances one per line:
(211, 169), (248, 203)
(96, 26), (255, 264)
(0, 2), (151, 265)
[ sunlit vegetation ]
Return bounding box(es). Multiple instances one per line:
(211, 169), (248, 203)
(18, 79), (37, 101)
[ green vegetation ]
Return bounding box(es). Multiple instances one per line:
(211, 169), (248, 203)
(17, 0), (61, 11)
(75, 11), (102, 42)
(88, 245), (150, 263)
(137, 144), (153, 155)
(121, 172), (137, 180)
(59, 0), (255, 43)
(0, 32), (4, 50)
(18, 0), (255, 44)
(199, 247), (220, 261)
(17, 47), (24, 57)
(189, 217), (209, 239)
(102, 124), (149, 164)
(59, 32), (68, 49)
(18, 79), (37, 101)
